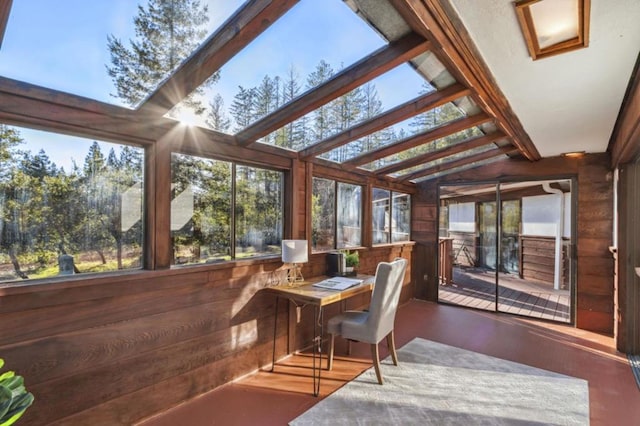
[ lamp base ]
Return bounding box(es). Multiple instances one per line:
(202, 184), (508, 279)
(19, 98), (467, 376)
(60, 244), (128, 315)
(286, 263), (304, 285)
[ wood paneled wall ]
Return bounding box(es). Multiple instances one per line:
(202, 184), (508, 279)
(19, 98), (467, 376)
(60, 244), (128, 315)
(617, 159), (640, 354)
(413, 154), (615, 334)
(0, 157), (414, 425)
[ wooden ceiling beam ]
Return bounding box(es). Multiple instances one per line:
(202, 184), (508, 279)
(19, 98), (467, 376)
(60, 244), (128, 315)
(311, 157), (416, 193)
(0, 77), (296, 163)
(374, 131), (507, 176)
(608, 52), (640, 167)
(138, 0), (299, 116)
(389, 0), (540, 161)
(346, 112), (491, 167)
(0, 0), (11, 48)
(299, 82), (470, 159)
(397, 146), (518, 182)
(236, 32), (432, 145)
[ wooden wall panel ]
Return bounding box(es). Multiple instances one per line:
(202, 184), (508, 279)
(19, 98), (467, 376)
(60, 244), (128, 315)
(616, 159), (640, 354)
(416, 154), (615, 334)
(1, 156), (416, 425)
(520, 236), (558, 286)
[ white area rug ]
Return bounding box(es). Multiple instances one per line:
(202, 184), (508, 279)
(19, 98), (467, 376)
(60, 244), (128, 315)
(290, 338), (589, 425)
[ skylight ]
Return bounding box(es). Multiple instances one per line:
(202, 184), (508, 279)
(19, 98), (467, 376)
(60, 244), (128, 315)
(167, 0), (387, 132)
(0, 0), (245, 108)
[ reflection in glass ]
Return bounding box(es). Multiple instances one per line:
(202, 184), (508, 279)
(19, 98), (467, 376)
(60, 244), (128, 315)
(170, 154), (283, 264)
(337, 183), (362, 248)
(372, 188), (391, 244)
(171, 154), (232, 264)
(312, 177), (335, 251)
(235, 165), (283, 258)
(392, 192), (411, 242)
(0, 125), (144, 283)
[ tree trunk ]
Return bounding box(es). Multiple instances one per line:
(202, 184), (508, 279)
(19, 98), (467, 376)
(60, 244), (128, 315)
(9, 246), (28, 279)
(96, 250), (106, 264)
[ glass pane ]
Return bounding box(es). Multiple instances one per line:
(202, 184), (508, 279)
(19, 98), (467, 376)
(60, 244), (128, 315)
(235, 166), (283, 259)
(392, 192), (411, 242)
(365, 125), (486, 173)
(372, 188), (390, 245)
(258, 64), (431, 151)
(322, 93), (471, 164)
(1, 1), (244, 108)
(438, 183), (497, 313)
(312, 177), (335, 252)
(336, 183), (362, 248)
(501, 200), (521, 274)
(171, 154), (232, 265)
(168, 0), (386, 131)
(1, 125), (143, 283)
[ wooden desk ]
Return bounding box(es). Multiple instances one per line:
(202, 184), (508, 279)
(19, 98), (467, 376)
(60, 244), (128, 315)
(262, 275), (374, 396)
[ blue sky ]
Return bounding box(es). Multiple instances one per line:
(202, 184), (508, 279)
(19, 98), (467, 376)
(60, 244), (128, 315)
(0, 0), (426, 169)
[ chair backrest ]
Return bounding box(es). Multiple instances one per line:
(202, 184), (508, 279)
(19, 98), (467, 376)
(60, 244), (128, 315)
(366, 257), (408, 342)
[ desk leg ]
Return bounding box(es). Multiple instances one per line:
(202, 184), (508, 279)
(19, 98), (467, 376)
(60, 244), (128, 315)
(312, 305), (323, 397)
(271, 296), (279, 372)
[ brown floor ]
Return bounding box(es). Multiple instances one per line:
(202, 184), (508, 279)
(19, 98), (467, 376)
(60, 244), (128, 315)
(138, 300), (640, 426)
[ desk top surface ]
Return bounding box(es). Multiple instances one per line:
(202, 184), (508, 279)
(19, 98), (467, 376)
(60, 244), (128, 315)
(262, 275), (374, 306)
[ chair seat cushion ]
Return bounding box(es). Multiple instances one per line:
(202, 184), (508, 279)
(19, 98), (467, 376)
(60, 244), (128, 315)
(327, 310), (375, 342)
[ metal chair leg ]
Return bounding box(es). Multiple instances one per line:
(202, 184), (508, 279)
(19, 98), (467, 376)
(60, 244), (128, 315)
(328, 334), (335, 370)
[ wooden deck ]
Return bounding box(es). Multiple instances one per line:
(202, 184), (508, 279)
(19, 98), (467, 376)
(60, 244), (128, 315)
(438, 267), (570, 322)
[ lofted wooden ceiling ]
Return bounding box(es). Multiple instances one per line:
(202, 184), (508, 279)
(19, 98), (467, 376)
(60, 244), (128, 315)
(1, 0), (585, 185)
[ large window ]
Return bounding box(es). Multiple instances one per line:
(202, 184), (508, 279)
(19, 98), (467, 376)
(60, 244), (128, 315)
(312, 177), (362, 252)
(372, 189), (411, 244)
(171, 154), (283, 265)
(0, 125), (144, 283)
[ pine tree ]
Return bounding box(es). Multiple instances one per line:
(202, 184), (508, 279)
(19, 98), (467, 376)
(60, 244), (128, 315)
(206, 94), (231, 133)
(306, 60), (335, 143)
(281, 65), (302, 149)
(107, 0), (218, 108)
(230, 86), (257, 132)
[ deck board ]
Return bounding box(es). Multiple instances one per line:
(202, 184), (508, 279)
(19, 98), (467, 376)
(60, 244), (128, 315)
(438, 267), (570, 323)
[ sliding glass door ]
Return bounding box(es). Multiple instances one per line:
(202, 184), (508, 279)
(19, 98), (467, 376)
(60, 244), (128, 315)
(438, 180), (573, 323)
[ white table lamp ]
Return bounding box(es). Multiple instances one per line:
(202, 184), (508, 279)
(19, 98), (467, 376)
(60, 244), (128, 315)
(282, 239), (308, 284)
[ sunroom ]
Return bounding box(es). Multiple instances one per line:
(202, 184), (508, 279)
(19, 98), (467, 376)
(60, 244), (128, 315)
(0, 0), (639, 424)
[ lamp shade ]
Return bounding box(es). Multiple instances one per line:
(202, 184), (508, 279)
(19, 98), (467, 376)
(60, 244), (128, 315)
(281, 239), (308, 264)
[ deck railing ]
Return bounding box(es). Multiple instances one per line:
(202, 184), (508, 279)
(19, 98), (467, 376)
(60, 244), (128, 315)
(439, 237), (454, 285)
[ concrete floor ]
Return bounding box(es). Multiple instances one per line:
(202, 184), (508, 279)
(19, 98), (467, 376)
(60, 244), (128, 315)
(138, 300), (639, 426)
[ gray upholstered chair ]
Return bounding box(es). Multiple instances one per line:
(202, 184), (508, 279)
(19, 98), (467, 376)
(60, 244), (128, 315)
(326, 257), (408, 384)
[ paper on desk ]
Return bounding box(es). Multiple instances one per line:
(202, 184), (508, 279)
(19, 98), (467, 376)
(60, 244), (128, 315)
(312, 276), (363, 291)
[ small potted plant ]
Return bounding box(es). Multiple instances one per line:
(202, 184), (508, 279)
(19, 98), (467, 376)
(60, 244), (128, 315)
(0, 358), (34, 426)
(343, 250), (359, 276)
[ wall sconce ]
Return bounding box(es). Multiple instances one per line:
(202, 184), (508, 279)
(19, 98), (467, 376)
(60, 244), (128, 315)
(281, 239), (308, 284)
(514, 0), (590, 60)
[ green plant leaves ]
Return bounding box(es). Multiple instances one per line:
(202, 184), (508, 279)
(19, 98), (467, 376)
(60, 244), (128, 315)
(0, 359), (34, 426)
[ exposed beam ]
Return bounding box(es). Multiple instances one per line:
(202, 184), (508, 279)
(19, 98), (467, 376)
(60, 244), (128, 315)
(609, 52), (640, 167)
(0, 0), (11, 48)
(311, 157), (416, 193)
(299, 83), (470, 159)
(138, 0), (299, 116)
(0, 77), (297, 163)
(389, 0), (540, 161)
(346, 112), (491, 167)
(374, 131), (507, 176)
(397, 146), (518, 182)
(236, 32), (432, 145)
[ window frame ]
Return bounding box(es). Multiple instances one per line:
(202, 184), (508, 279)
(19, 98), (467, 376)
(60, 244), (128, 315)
(311, 176), (364, 253)
(170, 152), (286, 266)
(371, 187), (412, 246)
